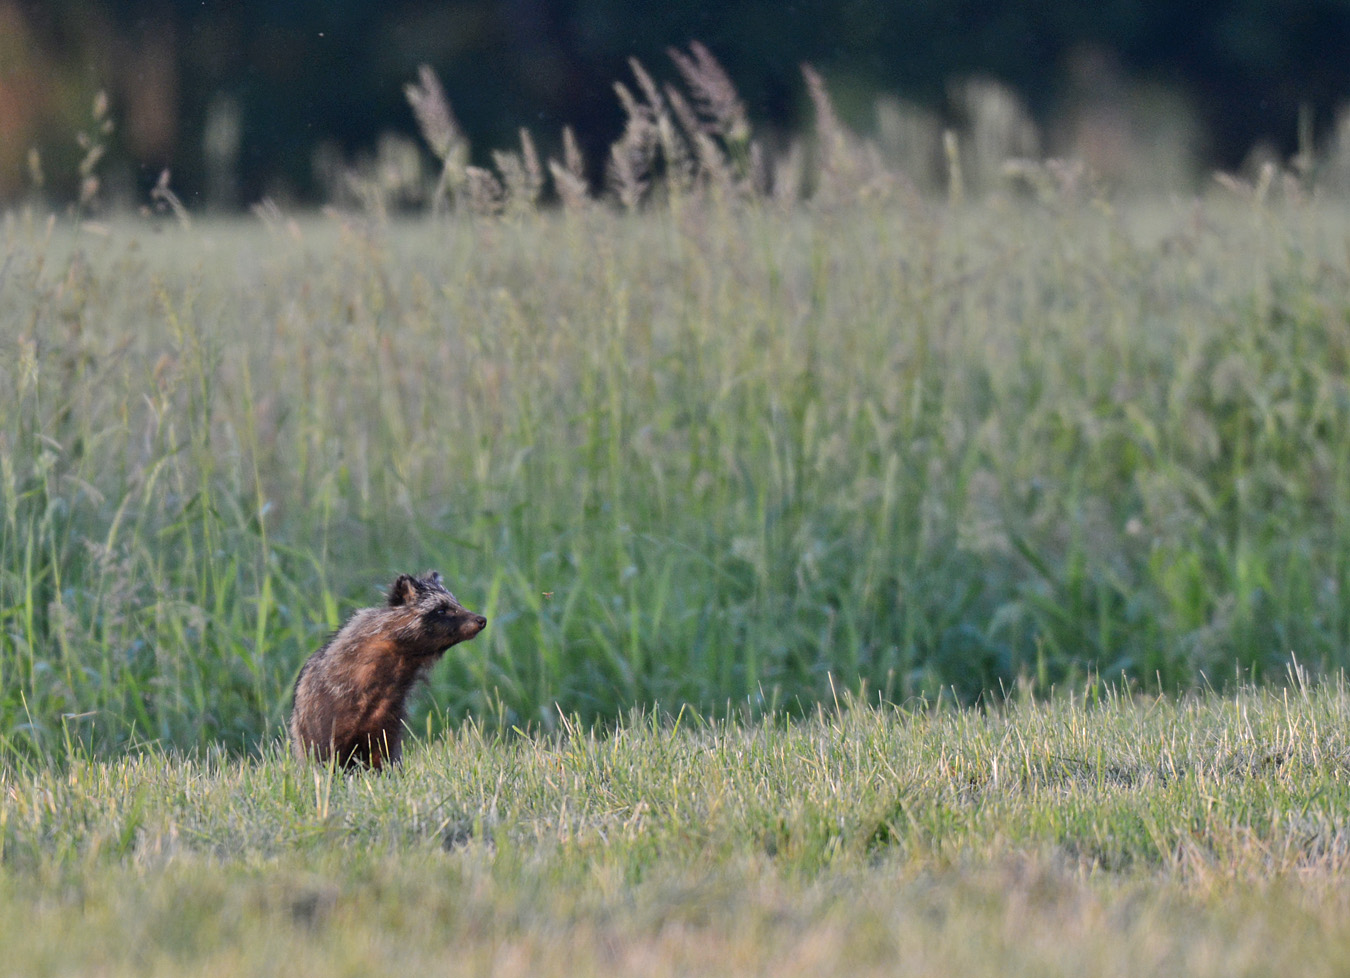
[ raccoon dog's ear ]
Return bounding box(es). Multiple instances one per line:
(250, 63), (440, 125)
(422, 570), (443, 586)
(387, 574), (420, 606)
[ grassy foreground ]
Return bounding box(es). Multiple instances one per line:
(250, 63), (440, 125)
(4, 683), (1350, 976)
(5, 192), (1350, 754)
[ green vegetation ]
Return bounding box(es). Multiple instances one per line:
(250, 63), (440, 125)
(3, 182), (1350, 756)
(3, 685), (1350, 975)
(6, 55), (1349, 975)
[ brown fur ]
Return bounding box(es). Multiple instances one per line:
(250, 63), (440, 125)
(288, 571), (486, 769)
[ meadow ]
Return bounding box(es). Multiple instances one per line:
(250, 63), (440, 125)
(3, 177), (1350, 756)
(4, 684), (1350, 975)
(5, 55), (1350, 971)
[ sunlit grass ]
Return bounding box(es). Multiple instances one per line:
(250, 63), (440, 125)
(2, 684), (1350, 975)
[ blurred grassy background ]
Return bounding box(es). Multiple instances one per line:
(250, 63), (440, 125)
(7, 1), (1350, 206)
(3, 175), (1350, 756)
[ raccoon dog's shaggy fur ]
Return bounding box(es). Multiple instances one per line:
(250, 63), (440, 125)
(288, 571), (486, 769)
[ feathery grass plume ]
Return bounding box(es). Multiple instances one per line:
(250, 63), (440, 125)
(800, 67), (895, 205)
(629, 58), (695, 196)
(626, 58), (664, 118)
(663, 80), (702, 144)
(518, 128), (543, 202)
(405, 64), (461, 163)
(613, 79), (650, 129)
(404, 64), (468, 213)
(548, 125), (589, 210)
(491, 149), (529, 212)
(75, 89), (114, 211)
(664, 83), (730, 194)
(492, 130), (543, 215)
(607, 82), (657, 211)
(149, 169), (191, 229)
(329, 134), (428, 220)
(667, 41), (749, 145)
(464, 166), (505, 216)
(667, 42), (756, 195)
(802, 64), (859, 204)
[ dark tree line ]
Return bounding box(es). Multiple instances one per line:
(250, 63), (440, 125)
(7, 0), (1350, 203)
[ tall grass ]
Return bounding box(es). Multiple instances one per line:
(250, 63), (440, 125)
(3, 187), (1349, 758)
(4, 51), (1350, 756)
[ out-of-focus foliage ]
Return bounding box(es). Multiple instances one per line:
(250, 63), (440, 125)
(3, 0), (1350, 205)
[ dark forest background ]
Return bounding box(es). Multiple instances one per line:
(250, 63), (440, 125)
(4, 0), (1350, 206)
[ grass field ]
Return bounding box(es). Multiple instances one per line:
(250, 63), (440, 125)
(4, 183), (1350, 755)
(4, 683), (1350, 975)
(6, 56), (1350, 973)
(5, 147), (1350, 974)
